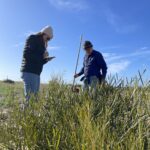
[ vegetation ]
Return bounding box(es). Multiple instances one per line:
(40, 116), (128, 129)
(0, 76), (149, 150)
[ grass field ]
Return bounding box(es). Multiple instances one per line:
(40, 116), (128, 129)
(0, 77), (150, 150)
(0, 81), (23, 109)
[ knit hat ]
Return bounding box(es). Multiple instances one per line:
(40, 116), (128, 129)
(83, 41), (93, 49)
(41, 26), (53, 39)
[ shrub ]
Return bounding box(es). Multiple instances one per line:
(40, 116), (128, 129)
(0, 77), (149, 150)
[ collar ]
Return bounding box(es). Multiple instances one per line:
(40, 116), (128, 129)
(86, 50), (95, 57)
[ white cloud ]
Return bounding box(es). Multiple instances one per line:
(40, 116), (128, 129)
(103, 52), (122, 62)
(104, 48), (150, 63)
(48, 46), (60, 51)
(108, 60), (131, 74)
(103, 47), (150, 74)
(48, 0), (88, 11)
(141, 47), (148, 50)
(104, 8), (138, 34)
(103, 52), (113, 58)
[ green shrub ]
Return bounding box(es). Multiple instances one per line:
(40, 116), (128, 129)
(0, 77), (149, 150)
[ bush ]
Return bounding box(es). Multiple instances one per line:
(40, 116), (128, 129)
(0, 77), (149, 150)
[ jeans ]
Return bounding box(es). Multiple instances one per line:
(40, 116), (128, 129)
(83, 76), (99, 93)
(21, 72), (40, 102)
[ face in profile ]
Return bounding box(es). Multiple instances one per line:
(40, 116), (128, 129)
(43, 34), (52, 42)
(84, 47), (93, 54)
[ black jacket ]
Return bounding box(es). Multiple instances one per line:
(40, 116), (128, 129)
(21, 34), (48, 75)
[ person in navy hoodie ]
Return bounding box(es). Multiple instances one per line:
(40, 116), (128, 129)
(74, 41), (107, 91)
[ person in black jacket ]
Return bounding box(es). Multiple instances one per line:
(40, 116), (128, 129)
(21, 26), (55, 102)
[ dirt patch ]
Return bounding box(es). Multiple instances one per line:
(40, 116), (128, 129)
(0, 108), (9, 121)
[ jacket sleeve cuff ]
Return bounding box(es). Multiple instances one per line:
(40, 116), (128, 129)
(43, 58), (48, 64)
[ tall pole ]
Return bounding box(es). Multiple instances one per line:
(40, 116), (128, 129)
(72, 35), (83, 90)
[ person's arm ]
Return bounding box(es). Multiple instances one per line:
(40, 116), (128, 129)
(74, 59), (85, 78)
(42, 57), (56, 65)
(74, 67), (84, 78)
(97, 53), (107, 80)
(42, 51), (49, 65)
(43, 58), (49, 65)
(78, 67), (84, 76)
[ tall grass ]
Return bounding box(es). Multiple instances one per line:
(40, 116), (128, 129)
(0, 76), (150, 150)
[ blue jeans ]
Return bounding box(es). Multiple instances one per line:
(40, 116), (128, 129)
(83, 76), (99, 92)
(21, 72), (40, 102)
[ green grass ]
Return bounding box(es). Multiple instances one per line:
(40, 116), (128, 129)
(0, 82), (24, 108)
(0, 77), (150, 150)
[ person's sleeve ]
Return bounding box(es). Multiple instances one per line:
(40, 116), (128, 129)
(97, 53), (107, 79)
(78, 67), (84, 76)
(77, 58), (85, 76)
(42, 58), (48, 65)
(24, 35), (41, 63)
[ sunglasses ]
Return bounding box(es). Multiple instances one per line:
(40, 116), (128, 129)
(43, 33), (52, 41)
(46, 37), (51, 41)
(84, 47), (92, 50)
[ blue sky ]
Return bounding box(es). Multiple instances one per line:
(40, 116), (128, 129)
(0, 0), (150, 83)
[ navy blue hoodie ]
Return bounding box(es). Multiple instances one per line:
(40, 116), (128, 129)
(78, 50), (107, 80)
